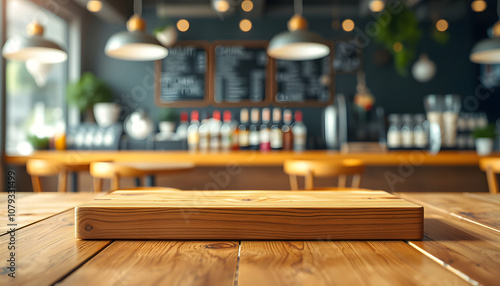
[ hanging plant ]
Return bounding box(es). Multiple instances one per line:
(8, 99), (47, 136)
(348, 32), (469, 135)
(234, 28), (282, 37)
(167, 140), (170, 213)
(375, 4), (422, 76)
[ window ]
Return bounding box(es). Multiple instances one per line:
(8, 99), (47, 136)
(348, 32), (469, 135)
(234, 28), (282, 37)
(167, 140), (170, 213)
(5, 0), (68, 154)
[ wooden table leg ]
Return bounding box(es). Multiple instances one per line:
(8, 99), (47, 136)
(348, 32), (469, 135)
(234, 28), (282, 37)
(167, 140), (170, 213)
(58, 171), (68, 193)
(93, 178), (102, 193)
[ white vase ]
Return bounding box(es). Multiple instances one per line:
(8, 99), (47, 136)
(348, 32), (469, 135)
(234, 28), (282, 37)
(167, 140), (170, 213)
(475, 138), (494, 156)
(93, 103), (120, 127)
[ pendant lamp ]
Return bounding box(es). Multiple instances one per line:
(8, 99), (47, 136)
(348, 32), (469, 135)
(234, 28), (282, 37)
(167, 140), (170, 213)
(105, 0), (168, 61)
(2, 21), (67, 63)
(470, 0), (500, 63)
(267, 0), (330, 60)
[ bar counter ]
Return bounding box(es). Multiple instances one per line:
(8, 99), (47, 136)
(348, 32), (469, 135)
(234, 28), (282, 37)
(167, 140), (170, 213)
(5, 150), (496, 166)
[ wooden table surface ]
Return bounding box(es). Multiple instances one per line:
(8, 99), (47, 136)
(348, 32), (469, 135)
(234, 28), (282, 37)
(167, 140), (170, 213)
(1, 191), (499, 285)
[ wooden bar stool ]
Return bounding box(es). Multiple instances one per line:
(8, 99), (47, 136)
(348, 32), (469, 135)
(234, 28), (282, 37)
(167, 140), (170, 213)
(26, 159), (89, 192)
(283, 159), (365, 190)
(479, 158), (500, 194)
(90, 162), (195, 192)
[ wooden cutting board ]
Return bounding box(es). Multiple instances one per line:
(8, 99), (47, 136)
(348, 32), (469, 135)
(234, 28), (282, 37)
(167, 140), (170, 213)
(75, 189), (423, 240)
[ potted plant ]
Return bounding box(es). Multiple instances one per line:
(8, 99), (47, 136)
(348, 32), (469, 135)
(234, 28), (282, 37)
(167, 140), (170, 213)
(473, 124), (496, 156)
(157, 108), (179, 135)
(66, 72), (118, 126)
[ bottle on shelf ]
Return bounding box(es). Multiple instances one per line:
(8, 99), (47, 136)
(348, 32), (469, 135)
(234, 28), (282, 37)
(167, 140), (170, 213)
(387, 114), (402, 149)
(259, 108), (271, 152)
(401, 114), (414, 148)
(238, 108), (250, 150)
(220, 110), (234, 152)
(282, 109), (293, 151)
(187, 111), (200, 152)
(176, 111), (189, 140)
(231, 114), (240, 151)
(292, 110), (307, 152)
(249, 108), (260, 150)
(198, 112), (210, 152)
(209, 110), (222, 152)
(413, 114), (428, 148)
(270, 108), (283, 151)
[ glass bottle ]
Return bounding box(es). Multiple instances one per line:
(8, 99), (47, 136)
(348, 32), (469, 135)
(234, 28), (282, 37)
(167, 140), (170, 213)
(209, 110), (222, 152)
(259, 108), (271, 152)
(220, 111), (234, 152)
(198, 112), (210, 152)
(187, 111), (200, 152)
(387, 114), (402, 149)
(249, 108), (260, 150)
(282, 109), (293, 151)
(238, 108), (250, 150)
(413, 114), (428, 148)
(292, 110), (307, 152)
(401, 114), (414, 148)
(270, 108), (283, 151)
(176, 111), (189, 140)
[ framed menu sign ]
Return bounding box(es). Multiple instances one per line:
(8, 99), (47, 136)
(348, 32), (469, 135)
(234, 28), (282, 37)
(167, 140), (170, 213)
(210, 40), (271, 107)
(155, 41), (210, 107)
(272, 43), (334, 106)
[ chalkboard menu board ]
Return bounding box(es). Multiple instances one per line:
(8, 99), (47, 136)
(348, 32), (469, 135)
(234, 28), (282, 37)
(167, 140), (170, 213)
(273, 51), (334, 106)
(333, 39), (362, 73)
(155, 41), (210, 107)
(210, 41), (271, 107)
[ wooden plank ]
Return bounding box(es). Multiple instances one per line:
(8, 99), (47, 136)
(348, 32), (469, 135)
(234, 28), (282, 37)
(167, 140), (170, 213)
(237, 240), (469, 286)
(76, 190), (423, 240)
(5, 150), (492, 166)
(407, 206), (500, 286)
(59, 241), (238, 286)
(464, 192), (500, 204)
(398, 192), (500, 232)
(0, 210), (110, 285)
(0, 192), (33, 202)
(0, 192), (102, 234)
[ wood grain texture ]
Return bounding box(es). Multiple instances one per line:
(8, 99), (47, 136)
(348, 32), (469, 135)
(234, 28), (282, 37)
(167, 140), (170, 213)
(76, 190), (423, 240)
(237, 241), (469, 286)
(0, 192), (103, 234)
(59, 241), (238, 286)
(5, 150), (493, 166)
(406, 206), (500, 286)
(464, 192), (500, 204)
(0, 210), (110, 285)
(398, 192), (500, 232)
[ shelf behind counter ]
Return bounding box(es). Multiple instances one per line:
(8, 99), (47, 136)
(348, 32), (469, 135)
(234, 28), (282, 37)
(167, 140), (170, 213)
(5, 150), (494, 166)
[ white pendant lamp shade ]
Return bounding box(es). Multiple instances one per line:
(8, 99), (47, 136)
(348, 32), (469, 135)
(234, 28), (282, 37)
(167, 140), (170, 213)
(470, 36), (500, 64)
(2, 22), (67, 63)
(470, 1), (500, 64)
(105, 14), (168, 61)
(268, 10), (330, 61)
(268, 29), (330, 60)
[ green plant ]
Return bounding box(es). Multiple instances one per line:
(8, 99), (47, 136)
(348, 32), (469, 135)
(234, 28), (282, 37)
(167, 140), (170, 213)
(66, 72), (112, 113)
(375, 4), (422, 76)
(473, 124), (497, 139)
(158, 108), (179, 122)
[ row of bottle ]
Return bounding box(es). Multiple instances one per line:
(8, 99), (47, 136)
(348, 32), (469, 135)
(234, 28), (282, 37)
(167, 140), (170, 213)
(387, 114), (428, 149)
(177, 108), (307, 152)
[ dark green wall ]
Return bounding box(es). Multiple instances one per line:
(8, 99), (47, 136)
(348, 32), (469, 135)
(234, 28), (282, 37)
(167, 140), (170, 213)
(81, 5), (495, 146)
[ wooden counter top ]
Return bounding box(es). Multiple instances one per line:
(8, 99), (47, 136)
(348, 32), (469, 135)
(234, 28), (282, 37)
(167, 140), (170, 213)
(5, 150), (497, 166)
(1, 191), (499, 285)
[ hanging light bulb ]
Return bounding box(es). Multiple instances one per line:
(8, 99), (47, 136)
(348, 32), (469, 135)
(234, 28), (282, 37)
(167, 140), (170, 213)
(267, 0), (330, 60)
(2, 21), (67, 63)
(369, 0), (385, 13)
(104, 0), (168, 61)
(87, 0), (103, 13)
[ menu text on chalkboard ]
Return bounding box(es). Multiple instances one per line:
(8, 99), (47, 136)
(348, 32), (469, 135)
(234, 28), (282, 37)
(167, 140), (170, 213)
(155, 41), (210, 107)
(211, 41), (270, 106)
(274, 55), (332, 105)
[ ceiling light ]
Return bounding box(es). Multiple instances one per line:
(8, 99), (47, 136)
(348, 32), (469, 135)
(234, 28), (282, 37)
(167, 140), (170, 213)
(104, 0), (167, 61)
(2, 21), (67, 63)
(240, 19), (252, 32)
(86, 0), (102, 13)
(177, 19), (190, 32)
(471, 0), (487, 12)
(436, 19), (448, 32)
(267, 0), (330, 60)
(369, 0), (385, 13)
(342, 19), (355, 32)
(241, 0), (253, 12)
(393, 42), (402, 52)
(213, 0), (230, 13)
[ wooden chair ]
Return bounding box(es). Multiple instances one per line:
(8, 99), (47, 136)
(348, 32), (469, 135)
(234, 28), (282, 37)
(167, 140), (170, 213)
(26, 159), (89, 192)
(90, 162), (195, 192)
(283, 159), (365, 190)
(479, 158), (500, 194)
